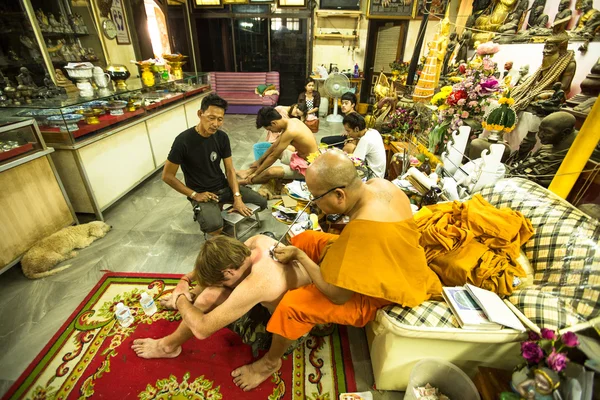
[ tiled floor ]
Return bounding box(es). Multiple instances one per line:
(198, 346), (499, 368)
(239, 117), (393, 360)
(0, 115), (403, 399)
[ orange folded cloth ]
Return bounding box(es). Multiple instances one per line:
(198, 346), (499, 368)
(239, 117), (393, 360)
(415, 194), (534, 296)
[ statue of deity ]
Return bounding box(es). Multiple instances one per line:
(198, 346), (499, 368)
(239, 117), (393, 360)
(442, 32), (458, 76)
(531, 81), (567, 115)
(527, 0), (548, 28)
(511, 28), (576, 111)
(509, 111), (576, 187)
(17, 67), (37, 89)
(456, 30), (471, 64)
(555, 0), (573, 23)
(36, 9), (50, 32)
(497, 0), (529, 34)
(515, 64), (530, 85)
(48, 13), (62, 33)
(473, 0), (518, 44)
(59, 13), (73, 33)
(572, 0), (600, 36)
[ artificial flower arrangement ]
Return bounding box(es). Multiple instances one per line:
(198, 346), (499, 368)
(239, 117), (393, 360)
(427, 44), (501, 154)
(501, 329), (579, 400)
(307, 148), (370, 180)
(389, 60), (410, 74)
(482, 91), (517, 134)
(385, 107), (420, 140)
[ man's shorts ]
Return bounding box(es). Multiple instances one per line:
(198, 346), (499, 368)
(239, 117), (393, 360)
(279, 149), (305, 180)
(227, 303), (305, 357)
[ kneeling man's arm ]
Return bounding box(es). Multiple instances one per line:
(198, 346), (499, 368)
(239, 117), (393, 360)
(176, 279), (263, 340)
(253, 131), (295, 177)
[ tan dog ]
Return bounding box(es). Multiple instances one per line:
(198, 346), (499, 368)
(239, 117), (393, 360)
(21, 221), (111, 279)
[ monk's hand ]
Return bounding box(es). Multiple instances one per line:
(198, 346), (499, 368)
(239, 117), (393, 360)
(273, 245), (300, 264)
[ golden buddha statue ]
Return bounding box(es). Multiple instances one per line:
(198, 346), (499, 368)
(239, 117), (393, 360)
(473, 0), (518, 44)
(573, 0), (600, 35)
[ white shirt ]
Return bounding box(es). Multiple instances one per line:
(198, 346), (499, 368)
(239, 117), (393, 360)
(353, 128), (386, 179)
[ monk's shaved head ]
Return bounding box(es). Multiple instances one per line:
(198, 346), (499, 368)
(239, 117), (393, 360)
(306, 149), (360, 192)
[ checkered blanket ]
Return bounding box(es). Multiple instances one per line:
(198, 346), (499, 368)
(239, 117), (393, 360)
(384, 178), (600, 331)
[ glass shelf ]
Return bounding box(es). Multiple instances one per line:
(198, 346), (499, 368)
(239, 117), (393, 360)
(0, 73), (211, 145)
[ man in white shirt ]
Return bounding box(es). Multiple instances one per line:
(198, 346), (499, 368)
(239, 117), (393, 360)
(342, 113), (386, 179)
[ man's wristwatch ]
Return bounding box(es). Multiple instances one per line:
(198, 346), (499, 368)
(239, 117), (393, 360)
(234, 191), (241, 197)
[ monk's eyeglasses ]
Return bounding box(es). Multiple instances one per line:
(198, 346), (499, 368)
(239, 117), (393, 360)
(309, 186), (346, 202)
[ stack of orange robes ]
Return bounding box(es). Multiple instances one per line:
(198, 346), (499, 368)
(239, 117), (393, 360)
(415, 194), (534, 297)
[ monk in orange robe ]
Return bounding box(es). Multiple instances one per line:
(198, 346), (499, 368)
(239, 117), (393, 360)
(231, 149), (442, 391)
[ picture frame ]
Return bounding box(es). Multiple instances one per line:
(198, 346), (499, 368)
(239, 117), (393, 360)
(110, 0), (131, 44)
(277, 0), (307, 8)
(367, 0), (417, 19)
(249, 0), (274, 3)
(192, 0), (224, 8)
(415, 0), (448, 18)
(223, 0), (249, 4)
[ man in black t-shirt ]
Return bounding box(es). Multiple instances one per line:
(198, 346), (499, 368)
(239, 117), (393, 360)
(163, 93), (267, 236)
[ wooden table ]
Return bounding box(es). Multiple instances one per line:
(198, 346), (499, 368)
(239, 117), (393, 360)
(473, 366), (513, 400)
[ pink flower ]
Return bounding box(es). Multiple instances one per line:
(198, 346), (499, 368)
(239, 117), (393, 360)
(461, 111), (469, 118)
(468, 101), (479, 108)
(547, 349), (569, 372)
(476, 42), (500, 55)
(541, 328), (556, 340)
(561, 332), (579, 348)
(528, 331), (541, 341)
(457, 99), (466, 106)
(521, 341), (544, 364)
(464, 81), (473, 88)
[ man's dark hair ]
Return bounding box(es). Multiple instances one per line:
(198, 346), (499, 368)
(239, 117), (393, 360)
(341, 92), (357, 106)
(256, 106), (283, 129)
(342, 112), (366, 131)
(200, 93), (228, 112)
(289, 103), (308, 119)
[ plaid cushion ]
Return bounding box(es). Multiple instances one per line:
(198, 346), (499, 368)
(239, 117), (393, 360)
(384, 178), (600, 331)
(384, 301), (460, 329)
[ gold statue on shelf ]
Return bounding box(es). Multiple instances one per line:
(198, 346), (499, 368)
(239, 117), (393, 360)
(473, 0), (518, 44)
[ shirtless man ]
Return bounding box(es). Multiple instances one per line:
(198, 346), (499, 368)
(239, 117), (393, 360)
(237, 106), (318, 185)
(131, 234), (312, 361)
(231, 150), (442, 391)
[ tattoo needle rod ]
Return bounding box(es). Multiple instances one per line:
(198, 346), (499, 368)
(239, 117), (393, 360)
(270, 200), (312, 259)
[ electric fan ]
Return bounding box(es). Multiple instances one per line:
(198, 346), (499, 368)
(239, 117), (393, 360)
(323, 72), (351, 123)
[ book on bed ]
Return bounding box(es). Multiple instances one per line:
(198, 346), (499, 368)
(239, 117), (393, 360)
(442, 285), (525, 332)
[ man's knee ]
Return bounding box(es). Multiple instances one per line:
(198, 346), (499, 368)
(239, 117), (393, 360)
(196, 207), (223, 234)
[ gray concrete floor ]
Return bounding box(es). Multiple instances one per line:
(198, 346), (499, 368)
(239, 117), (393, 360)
(0, 115), (403, 399)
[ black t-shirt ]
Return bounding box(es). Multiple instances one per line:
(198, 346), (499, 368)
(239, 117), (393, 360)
(167, 127), (231, 193)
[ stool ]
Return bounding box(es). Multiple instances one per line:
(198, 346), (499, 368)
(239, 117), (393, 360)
(221, 203), (262, 239)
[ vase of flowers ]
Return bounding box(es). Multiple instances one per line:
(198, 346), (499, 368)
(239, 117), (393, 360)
(501, 329), (579, 400)
(427, 55), (500, 155)
(389, 60), (409, 83)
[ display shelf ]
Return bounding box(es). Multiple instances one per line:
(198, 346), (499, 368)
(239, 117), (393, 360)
(315, 34), (358, 40)
(42, 32), (89, 39)
(315, 10), (361, 17)
(0, 142), (34, 162)
(39, 108), (145, 141)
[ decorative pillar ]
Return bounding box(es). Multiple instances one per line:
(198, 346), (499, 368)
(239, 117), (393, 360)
(548, 97), (600, 198)
(406, 0), (433, 86)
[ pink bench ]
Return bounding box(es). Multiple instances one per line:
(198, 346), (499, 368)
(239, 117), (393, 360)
(208, 72), (280, 114)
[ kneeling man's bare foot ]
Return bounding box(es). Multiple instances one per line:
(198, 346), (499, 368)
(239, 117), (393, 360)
(132, 338), (181, 359)
(159, 294), (175, 310)
(231, 356), (282, 391)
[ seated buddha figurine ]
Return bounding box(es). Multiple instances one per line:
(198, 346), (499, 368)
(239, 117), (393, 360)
(473, 0), (518, 44)
(509, 111), (576, 187)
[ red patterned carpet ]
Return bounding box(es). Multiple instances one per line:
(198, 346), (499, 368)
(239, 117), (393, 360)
(3, 273), (356, 399)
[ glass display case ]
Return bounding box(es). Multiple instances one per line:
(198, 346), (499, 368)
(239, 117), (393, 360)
(0, 117), (46, 167)
(0, 73), (211, 145)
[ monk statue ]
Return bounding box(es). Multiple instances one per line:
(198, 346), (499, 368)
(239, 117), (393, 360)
(531, 82), (566, 115)
(527, 0), (548, 28)
(456, 30), (471, 64)
(17, 67), (37, 89)
(555, 0), (573, 23)
(473, 0), (519, 44)
(509, 111), (576, 187)
(511, 28), (576, 112)
(572, 0), (600, 37)
(497, 0), (529, 35)
(515, 64), (530, 85)
(54, 68), (78, 93)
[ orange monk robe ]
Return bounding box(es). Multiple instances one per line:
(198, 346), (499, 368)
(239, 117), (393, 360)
(266, 221), (443, 341)
(415, 194), (534, 296)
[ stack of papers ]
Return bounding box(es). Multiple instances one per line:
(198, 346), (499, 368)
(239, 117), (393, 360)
(442, 285), (525, 331)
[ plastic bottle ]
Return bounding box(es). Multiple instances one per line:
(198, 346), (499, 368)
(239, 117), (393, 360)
(115, 302), (134, 327)
(353, 63), (359, 78)
(140, 292), (157, 316)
